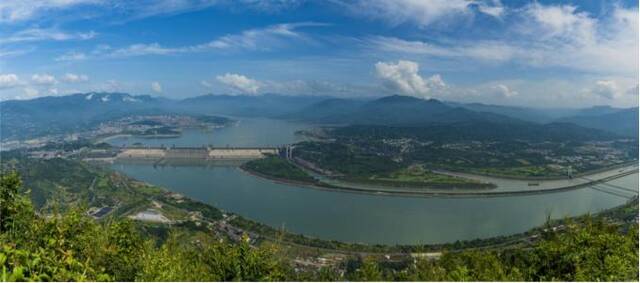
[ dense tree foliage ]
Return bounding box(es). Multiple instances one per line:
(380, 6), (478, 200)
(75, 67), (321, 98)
(0, 172), (286, 281)
(1, 172), (638, 281)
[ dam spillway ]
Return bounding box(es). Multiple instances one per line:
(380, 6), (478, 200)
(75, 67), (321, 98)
(116, 146), (281, 161)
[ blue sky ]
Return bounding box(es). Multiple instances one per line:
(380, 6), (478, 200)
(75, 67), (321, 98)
(0, 0), (638, 107)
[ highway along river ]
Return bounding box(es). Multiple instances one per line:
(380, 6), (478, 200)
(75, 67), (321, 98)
(109, 118), (639, 245)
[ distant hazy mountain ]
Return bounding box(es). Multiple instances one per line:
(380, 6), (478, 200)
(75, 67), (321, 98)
(284, 95), (627, 141)
(284, 95), (525, 126)
(279, 98), (365, 123)
(573, 105), (624, 117)
(178, 93), (328, 117)
(0, 92), (170, 140)
(556, 107), (639, 137)
(446, 102), (565, 123)
(0, 92), (328, 141)
(2, 92), (635, 142)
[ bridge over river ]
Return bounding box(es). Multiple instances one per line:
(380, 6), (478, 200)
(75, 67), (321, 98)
(115, 145), (286, 161)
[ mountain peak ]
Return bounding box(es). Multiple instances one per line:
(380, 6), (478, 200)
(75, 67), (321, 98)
(374, 95), (425, 103)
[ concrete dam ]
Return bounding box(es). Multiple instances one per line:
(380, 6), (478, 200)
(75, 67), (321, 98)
(116, 146), (281, 161)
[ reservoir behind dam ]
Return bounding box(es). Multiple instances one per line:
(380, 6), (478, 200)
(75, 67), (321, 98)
(110, 118), (639, 245)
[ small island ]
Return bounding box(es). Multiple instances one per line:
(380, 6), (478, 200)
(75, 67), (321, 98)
(241, 155), (319, 185)
(242, 155), (493, 191)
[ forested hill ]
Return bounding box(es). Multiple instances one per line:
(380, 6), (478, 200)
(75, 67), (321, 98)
(284, 95), (638, 139)
(0, 92), (171, 140)
(284, 95), (526, 126)
(0, 171), (637, 281)
(557, 107), (639, 137)
(331, 122), (620, 142)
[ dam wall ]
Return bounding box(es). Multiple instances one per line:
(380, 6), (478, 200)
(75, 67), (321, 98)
(209, 148), (278, 159)
(117, 149), (166, 159)
(116, 147), (279, 161)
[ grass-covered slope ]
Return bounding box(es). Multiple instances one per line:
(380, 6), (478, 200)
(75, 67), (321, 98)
(241, 155), (317, 184)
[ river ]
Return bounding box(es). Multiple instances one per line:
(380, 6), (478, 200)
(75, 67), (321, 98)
(109, 118), (639, 245)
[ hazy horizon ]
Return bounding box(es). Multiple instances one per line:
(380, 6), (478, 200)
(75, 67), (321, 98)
(2, 90), (639, 111)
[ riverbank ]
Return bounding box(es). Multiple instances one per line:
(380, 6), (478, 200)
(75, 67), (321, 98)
(241, 158), (639, 197)
(447, 160), (638, 181)
(241, 196), (638, 255)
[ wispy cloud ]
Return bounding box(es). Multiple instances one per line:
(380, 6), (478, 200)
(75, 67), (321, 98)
(368, 4), (638, 76)
(191, 22), (325, 51)
(60, 22), (325, 59)
(1, 28), (96, 44)
(31, 73), (57, 85)
(216, 73), (261, 94)
(336, 0), (504, 27)
(55, 51), (88, 61)
(0, 0), (303, 24)
(0, 0), (100, 23)
(0, 74), (21, 89)
(368, 36), (517, 63)
(0, 47), (35, 58)
(62, 73), (89, 83)
(109, 43), (179, 57)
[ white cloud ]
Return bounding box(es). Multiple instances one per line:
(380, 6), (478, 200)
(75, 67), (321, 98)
(374, 60), (444, 98)
(0, 74), (20, 89)
(151, 81), (162, 93)
(426, 74), (446, 90)
(475, 0), (504, 18)
(339, 0), (504, 27)
(22, 87), (39, 98)
(264, 79), (367, 96)
(62, 73), (88, 83)
(0, 0), (302, 24)
(0, 28), (96, 44)
(492, 84), (518, 98)
(195, 22), (323, 51)
(369, 4), (638, 76)
(99, 80), (123, 92)
(515, 4), (637, 75)
(0, 47), (34, 58)
(216, 73), (261, 95)
(591, 80), (621, 99)
(109, 43), (179, 57)
(0, 0), (100, 23)
(524, 3), (594, 44)
(369, 36), (516, 63)
(55, 51), (87, 61)
(200, 80), (213, 89)
(201, 76), (371, 97)
(31, 73), (57, 85)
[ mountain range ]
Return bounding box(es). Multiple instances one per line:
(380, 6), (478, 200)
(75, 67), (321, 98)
(284, 95), (638, 137)
(0, 92), (636, 141)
